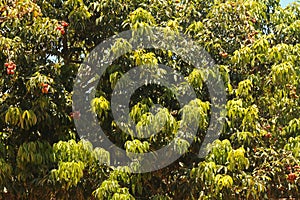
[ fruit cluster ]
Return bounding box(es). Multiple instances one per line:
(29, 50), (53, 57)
(4, 61), (16, 75)
(286, 165), (300, 183)
(56, 21), (69, 35)
(264, 125), (272, 138)
(70, 111), (80, 119)
(41, 83), (49, 94)
(264, 132), (272, 138)
(287, 172), (298, 183)
(219, 52), (228, 58)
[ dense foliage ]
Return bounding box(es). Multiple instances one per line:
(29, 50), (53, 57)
(0, 0), (299, 199)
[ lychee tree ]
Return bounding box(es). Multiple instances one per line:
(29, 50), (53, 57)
(0, 0), (299, 199)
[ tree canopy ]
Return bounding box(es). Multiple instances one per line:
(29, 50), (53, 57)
(0, 0), (300, 199)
